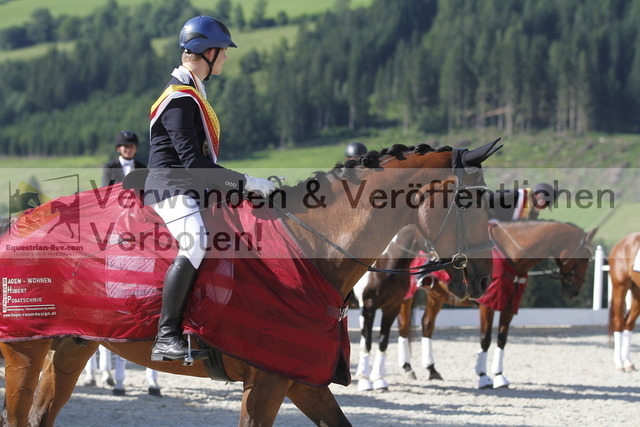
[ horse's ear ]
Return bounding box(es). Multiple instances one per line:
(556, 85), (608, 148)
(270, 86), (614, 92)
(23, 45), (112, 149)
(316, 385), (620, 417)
(586, 227), (599, 243)
(461, 138), (503, 168)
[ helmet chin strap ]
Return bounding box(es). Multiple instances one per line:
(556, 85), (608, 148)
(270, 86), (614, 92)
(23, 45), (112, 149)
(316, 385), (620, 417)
(198, 48), (221, 81)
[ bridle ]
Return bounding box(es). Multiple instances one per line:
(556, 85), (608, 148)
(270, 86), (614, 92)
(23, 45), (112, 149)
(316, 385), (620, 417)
(274, 159), (494, 277)
(492, 221), (593, 288)
(550, 232), (594, 288)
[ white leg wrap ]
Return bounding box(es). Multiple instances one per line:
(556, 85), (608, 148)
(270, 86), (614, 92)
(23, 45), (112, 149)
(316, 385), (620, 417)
(146, 368), (160, 388)
(475, 350), (488, 375)
(421, 337), (436, 368)
(114, 355), (126, 389)
(613, 331), (623, 369)
(621, 330), (634, 369)
(84, 353), (97, 377)
(370, 351), (387, 381)
(98, 346), (112, 371)
(397, 336), (412, 367)
(476, 349), (494, 388)
(492, 347), (505, 375)
(356, 353), (371, 378)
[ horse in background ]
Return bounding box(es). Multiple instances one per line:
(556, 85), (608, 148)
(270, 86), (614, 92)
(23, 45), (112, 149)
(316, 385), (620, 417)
(352, 225), (425, 391)
(0, 142), (499, 426)
(356, 220), (596, 390)
(607, 232), (640, 372)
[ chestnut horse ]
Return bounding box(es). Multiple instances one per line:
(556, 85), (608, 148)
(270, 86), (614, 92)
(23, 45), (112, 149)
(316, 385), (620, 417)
(355, 220), (596, 390)
(607, 232), (640, 372)
(0, 142), (499, 426)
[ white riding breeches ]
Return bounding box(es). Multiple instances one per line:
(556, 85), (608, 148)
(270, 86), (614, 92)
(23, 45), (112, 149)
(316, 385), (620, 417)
(152, 195), (207, 269)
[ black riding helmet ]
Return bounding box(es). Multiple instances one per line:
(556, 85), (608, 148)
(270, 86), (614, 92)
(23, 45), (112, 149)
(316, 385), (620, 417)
(532, 182), (557, 209)
(179, 16), (237, 81)
(115, 130), (138, 149)
(345, 142), (368, 158)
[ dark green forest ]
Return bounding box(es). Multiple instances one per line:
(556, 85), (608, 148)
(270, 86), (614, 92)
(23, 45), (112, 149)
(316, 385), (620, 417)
(1, 0), (640, 158)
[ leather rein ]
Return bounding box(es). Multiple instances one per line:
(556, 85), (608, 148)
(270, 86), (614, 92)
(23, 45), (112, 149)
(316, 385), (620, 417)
(273, 171), (494, 277)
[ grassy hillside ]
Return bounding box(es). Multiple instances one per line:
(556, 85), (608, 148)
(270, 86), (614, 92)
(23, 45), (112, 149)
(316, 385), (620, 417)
(0, 0), (373, 30)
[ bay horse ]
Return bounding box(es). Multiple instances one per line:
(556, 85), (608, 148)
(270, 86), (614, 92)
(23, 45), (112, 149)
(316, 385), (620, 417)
(355, 220), (596, 390)
(0, 142), (499, 426)
(607, 232), (640, 372)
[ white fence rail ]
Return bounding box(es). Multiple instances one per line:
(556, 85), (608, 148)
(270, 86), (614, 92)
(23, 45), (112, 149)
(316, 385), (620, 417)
(348, 244), (629, 330)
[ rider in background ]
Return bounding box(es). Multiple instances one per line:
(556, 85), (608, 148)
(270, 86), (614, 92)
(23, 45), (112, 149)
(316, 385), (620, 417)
(83, 131), (161, 396)
(487, 182), (557, 221)
(144, 16), (275, 362)
(102, 131), (147, 187)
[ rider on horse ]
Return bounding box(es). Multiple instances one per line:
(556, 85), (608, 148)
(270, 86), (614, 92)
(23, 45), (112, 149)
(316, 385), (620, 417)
(487, 182), (557, 221)
(144, 16), (276, 362)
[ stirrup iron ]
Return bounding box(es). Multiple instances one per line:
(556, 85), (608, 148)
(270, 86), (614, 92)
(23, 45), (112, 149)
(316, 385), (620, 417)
(183, 335), (195, 366)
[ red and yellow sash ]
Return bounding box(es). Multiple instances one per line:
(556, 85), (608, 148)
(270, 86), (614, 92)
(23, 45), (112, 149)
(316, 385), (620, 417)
(150, 85), (220, 162)
(512, 188), (532, 220)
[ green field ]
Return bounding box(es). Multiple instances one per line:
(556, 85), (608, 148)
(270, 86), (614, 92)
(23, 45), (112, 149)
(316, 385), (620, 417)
(0, 0), (373, 30)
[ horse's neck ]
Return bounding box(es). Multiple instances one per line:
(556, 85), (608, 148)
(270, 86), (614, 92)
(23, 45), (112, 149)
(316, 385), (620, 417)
(281, 172), (427, 297)
(499, 222), (578, 272)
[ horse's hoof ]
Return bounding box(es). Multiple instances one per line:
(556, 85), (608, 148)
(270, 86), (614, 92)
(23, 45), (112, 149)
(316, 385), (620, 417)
(357, 378), (373, 391)
(427, 365), (443, 380)
(112, 387), (126, 396)
(373, 378), (389, 390)
(493, 374), (510, 388)
(478, 374), (493, 389)
(101, 370), (114, 387)
(82, 378), (96, 387)
(404, 370), (417, 380)
(148, 386), (162, 397)
(429, 371), (443, 381)
(624, 364), (636, 372)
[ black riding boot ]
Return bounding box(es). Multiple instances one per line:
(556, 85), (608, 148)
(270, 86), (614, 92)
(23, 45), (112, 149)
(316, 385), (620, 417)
(151, 256), (208, 362)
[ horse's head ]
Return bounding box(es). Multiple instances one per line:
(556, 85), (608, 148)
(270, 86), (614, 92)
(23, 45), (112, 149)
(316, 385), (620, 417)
(555, 227), (598, 298)
(411, 140), (502, 300)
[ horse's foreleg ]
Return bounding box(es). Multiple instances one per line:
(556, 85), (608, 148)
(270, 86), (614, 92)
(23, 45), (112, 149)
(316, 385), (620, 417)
(491, 309), (514, 388)
(0, 339), (52, 427)
(286, 383), (351, 426)
(421, 293), (444, 380)
(355, 305), (375, 391)
(239, 370), (290, 427)
(397, 298), (417, 379)
(370, 308), (399, 390)
(610, 278), (632, 371)
(476, 305), (494, 389)
(29, 339), (99, 426)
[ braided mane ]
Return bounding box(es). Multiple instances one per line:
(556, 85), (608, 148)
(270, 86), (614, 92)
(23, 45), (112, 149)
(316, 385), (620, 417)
(282, 143), (452, 193)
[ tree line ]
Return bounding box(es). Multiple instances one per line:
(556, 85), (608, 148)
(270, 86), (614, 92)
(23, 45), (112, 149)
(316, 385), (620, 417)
(1, 0), (640, 158)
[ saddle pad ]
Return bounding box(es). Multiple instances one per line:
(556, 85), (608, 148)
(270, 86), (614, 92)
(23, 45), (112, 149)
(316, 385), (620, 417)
(0, 184), (350, 386)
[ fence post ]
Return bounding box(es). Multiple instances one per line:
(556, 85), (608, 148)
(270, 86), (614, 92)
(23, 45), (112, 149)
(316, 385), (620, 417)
(593, 245), (604, 311)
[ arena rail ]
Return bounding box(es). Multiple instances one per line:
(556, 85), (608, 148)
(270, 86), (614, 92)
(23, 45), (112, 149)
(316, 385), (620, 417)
(348, 244), (631, 330)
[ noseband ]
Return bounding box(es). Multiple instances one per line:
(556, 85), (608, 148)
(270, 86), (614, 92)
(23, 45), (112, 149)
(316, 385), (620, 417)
(550, 232), (594, 287)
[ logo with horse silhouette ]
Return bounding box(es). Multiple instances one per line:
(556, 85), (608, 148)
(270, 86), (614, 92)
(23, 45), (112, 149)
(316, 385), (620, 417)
(8, 174), (80, 243)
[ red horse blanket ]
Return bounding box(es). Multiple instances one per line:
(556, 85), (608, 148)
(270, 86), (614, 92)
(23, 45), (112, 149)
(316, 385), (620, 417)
(477, 247), (528, 313)
(409, 249), (527, 313)
(407, 254), (450, 299)
(0, 184), (350, 386)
